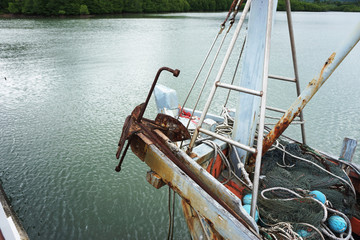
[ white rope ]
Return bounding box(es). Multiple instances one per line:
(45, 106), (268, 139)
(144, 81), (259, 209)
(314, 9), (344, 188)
(297, 222), (325, 240)
(275, 142), (295, 168)
(260, 186), (355, 240)
(273, 145), (356, 196)
(231, 145), (253, 188)
(261, 187), (328, 222)
(260, 222), (302, 240)
(215, 108), (253, 188)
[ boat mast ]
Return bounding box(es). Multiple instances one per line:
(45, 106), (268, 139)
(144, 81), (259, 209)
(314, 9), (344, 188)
(230, 0), (278, 177)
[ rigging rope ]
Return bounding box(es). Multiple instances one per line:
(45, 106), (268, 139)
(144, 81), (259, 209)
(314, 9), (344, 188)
(167, 187), (176, 240)
(223, 37), (247, 108)
(221, 0), (240, 27)
(167, 186), (172, 240)
(170, 190), (175, 240)
(181, 23), (233, 135)
(177, 0), (244, 122)
(177, 30), (222, 121)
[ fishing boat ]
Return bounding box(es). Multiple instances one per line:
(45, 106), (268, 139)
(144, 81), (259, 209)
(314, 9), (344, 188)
(115, 0), (360, 239)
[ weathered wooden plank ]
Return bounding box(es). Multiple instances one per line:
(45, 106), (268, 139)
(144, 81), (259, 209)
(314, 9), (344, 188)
(131, 134), (260, 239)
(154, 130), (259, 233)
(181, 200), (224, 240)
(339, 137), (357, 162)
(231, 0), (278, 174)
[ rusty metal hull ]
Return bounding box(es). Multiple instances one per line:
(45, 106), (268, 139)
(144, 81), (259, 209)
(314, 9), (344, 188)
(130, 133), (260, 240)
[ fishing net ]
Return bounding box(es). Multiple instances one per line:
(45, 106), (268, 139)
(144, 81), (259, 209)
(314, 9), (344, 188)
(256, 141), (359, 239)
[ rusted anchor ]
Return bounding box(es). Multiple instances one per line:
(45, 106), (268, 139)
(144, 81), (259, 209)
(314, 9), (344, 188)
(115, 67), (190, 172)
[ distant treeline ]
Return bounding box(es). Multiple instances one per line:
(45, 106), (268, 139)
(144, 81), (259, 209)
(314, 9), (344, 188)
(1, 0), (359, 15)
(1, 0), (234, 15)
(278, 0), (360, 11)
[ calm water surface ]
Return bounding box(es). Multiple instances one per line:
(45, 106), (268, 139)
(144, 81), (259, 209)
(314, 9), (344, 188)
(0, 12), (359, 239)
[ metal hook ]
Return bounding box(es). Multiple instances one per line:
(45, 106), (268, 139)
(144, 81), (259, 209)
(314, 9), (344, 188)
(137, 67), (180, 122)
(115, 67), (180, 173)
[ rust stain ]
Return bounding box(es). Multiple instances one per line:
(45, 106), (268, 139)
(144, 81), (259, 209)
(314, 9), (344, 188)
(115, 66), (184, 171)
(155, 113), (190, 141)
(316, 52), (336, 88)
(257, 53), (338, 160)
(146, 171), (166, 189)
(189, 152), (198, 159)
(115, 102), (190, 172)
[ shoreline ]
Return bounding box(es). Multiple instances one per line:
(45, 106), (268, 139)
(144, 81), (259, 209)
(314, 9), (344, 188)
(1, 10), (360, 19)
(0, 13), (96, 19)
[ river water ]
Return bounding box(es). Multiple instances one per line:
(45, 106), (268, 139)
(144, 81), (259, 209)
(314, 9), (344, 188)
(0, 11), (359, 239)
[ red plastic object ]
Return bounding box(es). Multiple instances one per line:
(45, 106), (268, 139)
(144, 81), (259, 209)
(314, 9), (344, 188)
(350, 217), (360, 236)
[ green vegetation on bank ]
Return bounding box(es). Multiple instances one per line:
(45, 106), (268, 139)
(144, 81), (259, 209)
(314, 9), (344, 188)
(1, 0), (359, 15)
(278, 0), (360, 11)
(0, 0), (234, 15)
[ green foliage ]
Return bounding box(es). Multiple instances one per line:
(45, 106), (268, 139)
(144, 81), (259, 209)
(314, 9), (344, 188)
(80, 4), (90, 14)
(0, 0), (8, 13)
(45, 0), (59, 15)
(22, 0), (34, 14)
(277, 0), (360, 12)
(8, 2), (21, 14)
(32, 0), (46, 14)
(124, 0), (143, 13)
(1, 0), (360, 16)
(112, 0), (124, 13)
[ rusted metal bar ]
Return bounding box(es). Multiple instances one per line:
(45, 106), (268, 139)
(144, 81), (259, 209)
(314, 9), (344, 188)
(138, 67), (180, 122)
(261, 23), (360, 155)
(115, 140), (131, 172)
(115, 67), (180, 170)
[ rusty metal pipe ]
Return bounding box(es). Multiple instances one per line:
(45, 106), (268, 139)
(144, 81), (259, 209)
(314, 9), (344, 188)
(137, 67), (180, 122)
(115, 140), (131, 172)
(261, 22), (360, 155)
